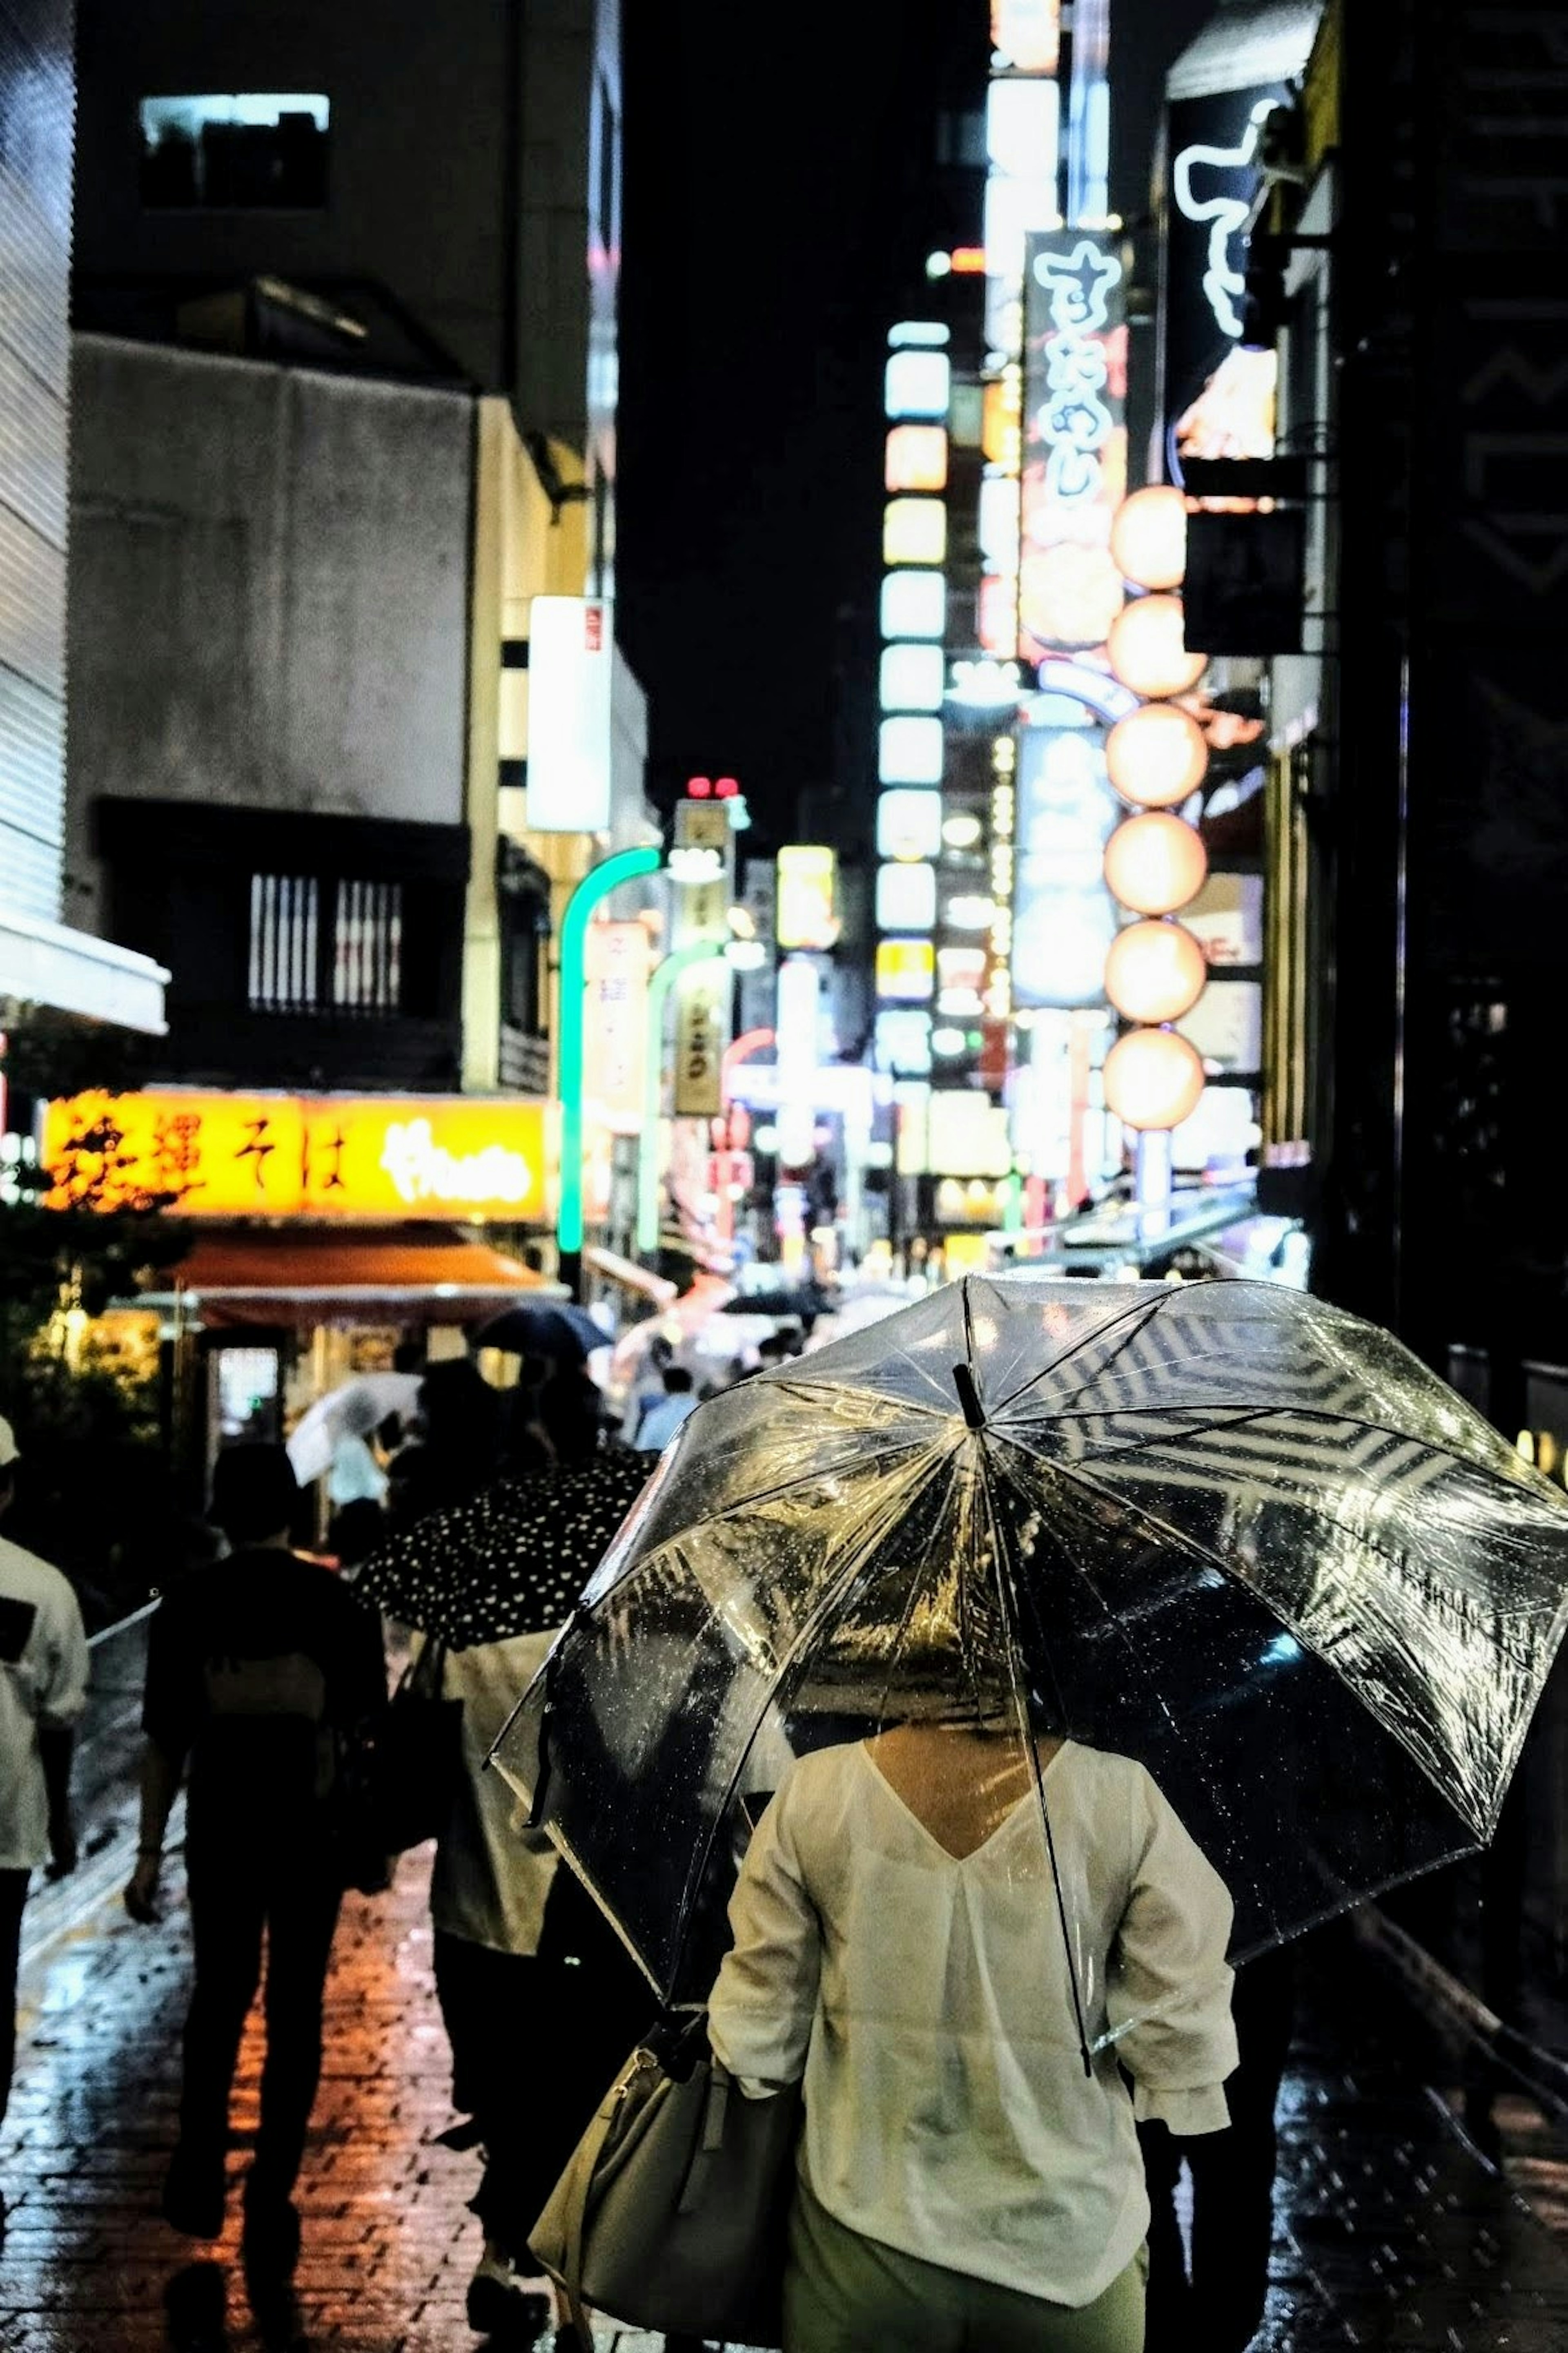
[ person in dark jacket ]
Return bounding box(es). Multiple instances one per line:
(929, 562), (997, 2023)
(125, 1444), (385, 2308)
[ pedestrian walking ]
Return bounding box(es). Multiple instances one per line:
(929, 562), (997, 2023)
(1140, 1943), (1298, 2353)
(706, 1714), (1238, 2353)
(123, 1442), (385, 2318)
(0, 1415), (88, 2225)
(619, 1330), (674, 1446)
(354, 1429), (658, 2346)
(628, 1364), (699, 1451)
(387, 1358), (503, 1525)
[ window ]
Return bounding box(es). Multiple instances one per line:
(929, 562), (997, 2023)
(248, 875), (402, 1015)
(140, 95), (330, 209)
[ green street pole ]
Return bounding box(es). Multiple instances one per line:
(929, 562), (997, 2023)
(636, 940), (726, 1258)
(557, 843), (662, 1301)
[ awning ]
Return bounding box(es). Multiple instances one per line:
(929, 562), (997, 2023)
(131, 1226), (563, 1329)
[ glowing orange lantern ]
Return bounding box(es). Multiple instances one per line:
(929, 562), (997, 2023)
(1103, 812), (1208, 915)
(1104, 920), (1207, 1024)
(1106, 595), (1207, 698)
(1103, 1027), (1206, 1131)
(1109, 486), (1189, 591)
(1105, 703), (1209, 809)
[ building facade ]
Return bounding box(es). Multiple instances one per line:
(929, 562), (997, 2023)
(0, 0), (165, 1042)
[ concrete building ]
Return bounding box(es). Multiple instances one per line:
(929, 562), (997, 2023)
(0, 0), (165, 1041)
(65, 0), (655, 1116)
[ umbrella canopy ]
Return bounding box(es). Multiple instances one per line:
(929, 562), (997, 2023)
(356, 1447), (652, 1647)
(476, 1300), (609, 1363)
(494, 1276), (1568, 2023)
(285, 1371), (422, 1487)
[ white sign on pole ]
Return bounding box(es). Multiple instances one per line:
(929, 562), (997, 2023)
(526, 597), (612, 831)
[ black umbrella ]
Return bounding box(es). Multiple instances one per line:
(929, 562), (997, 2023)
(475, 1300), (608, 1363)
(356, 1450), (652, 1647)
(717, 1283), (826, 1320)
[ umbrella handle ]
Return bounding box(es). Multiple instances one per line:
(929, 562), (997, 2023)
(951, 1363), (986, 1431)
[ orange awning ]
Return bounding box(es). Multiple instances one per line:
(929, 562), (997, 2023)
(149, 1227), (559, 1329)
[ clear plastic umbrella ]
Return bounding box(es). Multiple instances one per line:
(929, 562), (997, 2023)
(493, 1277), (1568, 2035)
(285, 1371), (422, 1486)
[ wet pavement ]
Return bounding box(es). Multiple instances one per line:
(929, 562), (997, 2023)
(3, 1673), (1568, 2349)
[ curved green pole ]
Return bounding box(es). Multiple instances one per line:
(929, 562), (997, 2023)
(636, 940), (726, 1257)
(557, 844), (662, 1292)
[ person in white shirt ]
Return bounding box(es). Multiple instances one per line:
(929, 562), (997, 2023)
(708, 1714), (1237, 2353)
(0, 1416), (89, 2218)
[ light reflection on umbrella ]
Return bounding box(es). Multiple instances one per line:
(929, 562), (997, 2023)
(495, 1277), (1568, 2030)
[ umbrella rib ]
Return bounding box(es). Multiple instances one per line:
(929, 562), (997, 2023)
(991, 1290), (1174, 1422)
(974, 1433), (1096, 2072)
(1016, 1444), (1539, 1814)
(665, 1436), (970, 1994)
(1009, 1399), (1557, 1489)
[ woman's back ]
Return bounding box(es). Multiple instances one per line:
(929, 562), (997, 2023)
(708, 1732), (1238, 2310)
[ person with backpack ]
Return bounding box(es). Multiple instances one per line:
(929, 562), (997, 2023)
(124, 1443), (385, 2316)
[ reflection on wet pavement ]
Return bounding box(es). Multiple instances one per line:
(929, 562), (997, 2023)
(4, 1832), (1568, 2348)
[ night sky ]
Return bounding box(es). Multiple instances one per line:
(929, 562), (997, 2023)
(615, 0), (1217, 853)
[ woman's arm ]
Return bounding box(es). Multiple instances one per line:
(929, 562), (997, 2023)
(707, 1769), (822, 2098)
(1107, 1766), (1239, 2134)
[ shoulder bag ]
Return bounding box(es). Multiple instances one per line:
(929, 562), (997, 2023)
(529, 2011), (800, 2349)
(332, 1638), (466, 1889)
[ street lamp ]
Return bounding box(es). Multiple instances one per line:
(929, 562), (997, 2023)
(557, 843), (662, 1301)
(635, 939), (727, 1257)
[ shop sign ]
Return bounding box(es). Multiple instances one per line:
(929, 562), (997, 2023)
(1011, 724), (1122, 1009)
(526, 597), (612, 832)
(582, 922), (649, 1134)
(41, 1092), (550, 1221)
(1165, 87), (1287, 473)
(674, 965), (726, 1118)
(1020, 230), (1128, 657)
(776, 845), (840, 950)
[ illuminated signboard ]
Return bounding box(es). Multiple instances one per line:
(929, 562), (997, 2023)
(991, 0), (1060, 73)
(879, 644), (945, 713)
(526, 596), (612, 831)
(1166, 86), (1292, 470)
(583, 920), (649, 1134)
(883, 498), (948, 566)
(927, 1091), (1014, 1179)
(43, 1092), (550, 1220)
(876, 789), (944, 862)
(875, 860), (938, 932)
(880, 571), (947, 639)
(875, 1009), (933, 1077)
(1020, 231), (1128, 658)
(884, 425), (949, 492)
(884, 350), (952, 420)
(776, 844), (840, 951)
(878, 715), (944, 785)
(875, 939), (936, 1003)
(1011, 725), (1122, 1007)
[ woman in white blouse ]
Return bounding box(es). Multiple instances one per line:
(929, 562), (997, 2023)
(707, 1715), (1238, 2353)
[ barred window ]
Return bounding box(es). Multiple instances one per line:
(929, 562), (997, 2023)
(332, 878), (403, 1013)
(248, 874), (320, 1011)
(248, 874), (402, 1015)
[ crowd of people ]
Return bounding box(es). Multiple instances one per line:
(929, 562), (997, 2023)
(0, 1322), (1290, 2353)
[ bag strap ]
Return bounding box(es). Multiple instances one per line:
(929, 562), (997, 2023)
(556, 2060), (635, 2345)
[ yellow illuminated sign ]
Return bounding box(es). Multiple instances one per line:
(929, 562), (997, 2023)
(42, 1091), (551, 1221)
(775, 845), (840, 951)
(875, 939), (936, 1003)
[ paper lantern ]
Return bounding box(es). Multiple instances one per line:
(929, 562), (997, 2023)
(1104, 919), (1207, 1025)
(1106, 595), (1207, 698)
(1103, 813), (1208, 914)
(1106, 703), (1209, 809)
(1103, 1027), (1206, 1131)
(1110, 486), (1189, 590)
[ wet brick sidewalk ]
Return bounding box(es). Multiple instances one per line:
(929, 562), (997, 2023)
(4, 1821), (1568, 2349)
